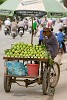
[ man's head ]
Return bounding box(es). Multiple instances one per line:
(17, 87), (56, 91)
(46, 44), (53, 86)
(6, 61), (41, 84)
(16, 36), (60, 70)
(7, 18), (10, 21)
(43, 27), (51, 37)
(59, 28), (63, 32)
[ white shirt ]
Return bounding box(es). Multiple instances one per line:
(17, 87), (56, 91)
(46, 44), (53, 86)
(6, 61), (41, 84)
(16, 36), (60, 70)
(4, 20), (11, 26)
(17, 21), (25, 28)
(46, 20), (53, 28)
(58, 22), (63, 29)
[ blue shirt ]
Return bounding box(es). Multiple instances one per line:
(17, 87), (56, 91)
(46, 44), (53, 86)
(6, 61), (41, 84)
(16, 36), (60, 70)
(39, 30), (44, 40)
(56, 32), (65, 42)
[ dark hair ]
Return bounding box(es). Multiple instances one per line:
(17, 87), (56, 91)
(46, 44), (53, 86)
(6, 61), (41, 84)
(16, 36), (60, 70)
(51, 28), (53, 31)
(43, 30), (45, 33)
(59, 28), (63, 32)
(12, 19), (15, 21)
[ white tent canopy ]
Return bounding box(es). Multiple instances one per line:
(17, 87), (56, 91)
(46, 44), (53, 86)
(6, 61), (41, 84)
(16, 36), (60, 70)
(14, 0), (46, 17)
(16, 0), (45, 11)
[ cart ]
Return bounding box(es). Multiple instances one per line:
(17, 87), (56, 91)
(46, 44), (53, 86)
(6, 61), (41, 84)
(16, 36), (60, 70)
(3, 57), (60, 95)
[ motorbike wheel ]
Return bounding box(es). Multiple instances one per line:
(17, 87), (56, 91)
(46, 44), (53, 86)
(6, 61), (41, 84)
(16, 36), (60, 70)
(20, 34), (22, 37)
(19, 32), (23, 37)
(13, 36), (15, 39)
(5, 32), (7, 35)
(12, 33), (15, 39)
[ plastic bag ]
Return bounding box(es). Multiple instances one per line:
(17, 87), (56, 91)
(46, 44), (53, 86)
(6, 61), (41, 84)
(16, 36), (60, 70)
(5, 61), (28, 76)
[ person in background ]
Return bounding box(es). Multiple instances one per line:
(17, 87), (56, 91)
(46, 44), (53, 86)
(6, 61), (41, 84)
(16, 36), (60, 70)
(11, 19), (18, 32)
(50, 27), (53, 32)
(50, 27), (56, 35)
(17, 19), (25, 34)
(55, 28), (66, 53)
(40, 16), (47, 26)
(43, 27), (58, 59)
(24, 18), (28, 30)
(46, 19), (53, 28)
(52, 18), (56, 26)
(4, 17), (11, 31)
(58, 19), (63, 30)
(63, 19), (67, 35)
(38, 25), (44, 45)
(28, 19), (32, 34)
(33, 19), (38, 36)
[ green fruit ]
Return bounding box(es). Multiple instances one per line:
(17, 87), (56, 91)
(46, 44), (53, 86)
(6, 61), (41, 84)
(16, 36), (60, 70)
(4, 42), (51, 59)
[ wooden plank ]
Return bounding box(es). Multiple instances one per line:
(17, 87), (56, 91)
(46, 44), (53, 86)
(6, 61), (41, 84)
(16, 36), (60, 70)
(3, 57), (48, 62)
(6, 75), (38, 78)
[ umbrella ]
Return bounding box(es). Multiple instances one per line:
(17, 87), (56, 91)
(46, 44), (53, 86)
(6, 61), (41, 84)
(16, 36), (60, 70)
(0, 0), (20, 16)
(14, 0), (67, 17)
(14, 0), (47, 45)
(42, 0), (67, 17)
(14, 0), (46, 17)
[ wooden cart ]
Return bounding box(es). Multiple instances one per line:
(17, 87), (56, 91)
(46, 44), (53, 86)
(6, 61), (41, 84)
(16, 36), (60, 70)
(3, 57), (60, 95)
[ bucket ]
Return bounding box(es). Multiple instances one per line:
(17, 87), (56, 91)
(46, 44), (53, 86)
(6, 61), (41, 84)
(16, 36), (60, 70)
(27, 64), (39, 77)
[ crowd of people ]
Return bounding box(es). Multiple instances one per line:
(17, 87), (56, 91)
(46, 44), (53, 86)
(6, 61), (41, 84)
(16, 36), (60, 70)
(3, 16), (29, 34)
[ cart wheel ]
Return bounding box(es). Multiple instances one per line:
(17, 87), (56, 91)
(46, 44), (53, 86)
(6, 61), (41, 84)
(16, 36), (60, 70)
(4, 67), (12, 93)
(50, 62), (60, 88)
(42, 67), (49, 95)
(4, 75), (12, 92)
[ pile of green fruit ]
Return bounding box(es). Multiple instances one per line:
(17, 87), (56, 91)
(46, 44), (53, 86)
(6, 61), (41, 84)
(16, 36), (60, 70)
(4, 42), (50, 59)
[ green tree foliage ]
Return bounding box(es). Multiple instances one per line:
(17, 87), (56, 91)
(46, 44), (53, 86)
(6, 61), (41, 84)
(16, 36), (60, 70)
(0, 0), (7, 5)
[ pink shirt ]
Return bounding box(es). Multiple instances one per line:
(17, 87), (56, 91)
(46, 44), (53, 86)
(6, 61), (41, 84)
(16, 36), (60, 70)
(46, 20), (53, 28)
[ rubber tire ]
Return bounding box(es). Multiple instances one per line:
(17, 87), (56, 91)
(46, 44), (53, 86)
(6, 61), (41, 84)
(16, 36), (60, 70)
(5, 32), (7, 35)
(4, 71), (11, 93)
(50, 62), (60, 88)
(13, 36), (15, 39)
(20, 34), (22, 37)
(42, 68), (49, 95)
(12, 33), (15, 39)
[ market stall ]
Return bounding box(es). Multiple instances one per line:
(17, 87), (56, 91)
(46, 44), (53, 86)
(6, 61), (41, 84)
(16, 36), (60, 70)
(3, 42), (60, 95)
(3, 0), (67, 95)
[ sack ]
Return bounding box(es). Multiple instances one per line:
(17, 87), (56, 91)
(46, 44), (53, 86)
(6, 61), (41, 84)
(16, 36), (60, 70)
(5, 61), (28, 76)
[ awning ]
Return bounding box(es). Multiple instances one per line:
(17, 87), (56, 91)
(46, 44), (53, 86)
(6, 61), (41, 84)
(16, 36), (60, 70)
(14, 0), (46, 17)
(42, 0), (67, 17)
(0, 0), (20, 16)
(0, 0), (67, 17)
